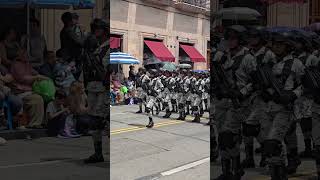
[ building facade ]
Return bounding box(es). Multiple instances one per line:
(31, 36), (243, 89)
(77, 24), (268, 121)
(213, 0), (318, 28)
(110, 0), (210, 75)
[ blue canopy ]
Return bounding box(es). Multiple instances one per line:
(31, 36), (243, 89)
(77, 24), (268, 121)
(30, 0), (78, 9)
(0, 0), (27, 8)
(75, 0), (95, 9)
(110, 52), (140, 65)
(0, 0), (95, 9)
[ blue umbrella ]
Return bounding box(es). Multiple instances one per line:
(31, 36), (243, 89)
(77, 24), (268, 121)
(110, 52), (140, 64)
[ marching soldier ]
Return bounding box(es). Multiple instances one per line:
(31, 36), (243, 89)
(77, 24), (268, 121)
(191, 72), (203, 123)
(136, 67), (147, 114)
(212, 25), (256, 180)
(260, 31), (305, 179)
(83, 18), (108, 164)
(163, 71), (175, 118)
(241, 26), (276, 168)
(176, 69), (187, 120)
(293, 33), (318, 159)
(145, 69), (164, 128)
(301, 42), (320, 179)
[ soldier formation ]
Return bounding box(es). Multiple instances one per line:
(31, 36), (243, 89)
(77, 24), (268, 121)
(135, 67), (210, 128)
(210, 25), (320, 180)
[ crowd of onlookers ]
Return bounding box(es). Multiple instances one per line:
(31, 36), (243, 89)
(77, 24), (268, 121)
(0, 12), (96, 143)
(110, 65), (137, 105)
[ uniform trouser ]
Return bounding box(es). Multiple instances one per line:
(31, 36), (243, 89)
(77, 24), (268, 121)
(214, 98), (250, 159)
(264, 101), (294, 166)
(146, 96), (158, 119)
(137, 88), (147, 110)
(202, 92), (209, 110)
(311, 102), (320, 176)
(164, 91), (173, 111)
(177, 93), (186, 113)
(87, 89), (108, 156)
(244, 97), (271, 155)
(185, 92), (192, 113)
(294, 97), (313, 149)
(192, 94), (202, 115)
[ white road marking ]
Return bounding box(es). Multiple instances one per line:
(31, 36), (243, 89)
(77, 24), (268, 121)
(160, 157), (209, 176)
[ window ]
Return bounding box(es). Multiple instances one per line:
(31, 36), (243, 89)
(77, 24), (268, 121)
(310, 0), (320, 23)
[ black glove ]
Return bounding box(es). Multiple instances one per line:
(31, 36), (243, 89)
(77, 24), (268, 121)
(278, 91), (297, 105)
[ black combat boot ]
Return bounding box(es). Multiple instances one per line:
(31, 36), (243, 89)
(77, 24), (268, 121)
(241, 143), (255, 168)
(287, 148), (301, 175)
(214, 159), (233, 180)
(180, 111), (186, 121)
(270, 164), (288, 180)
(192, 114), (201, 123)
(146, 117), (154, 128)
(200, 107), (204, 117)
(163, 109), (172, 118)
(84, 141), (104, 164)
(300, 138), (313, 158)
(232, 156), (244, 180)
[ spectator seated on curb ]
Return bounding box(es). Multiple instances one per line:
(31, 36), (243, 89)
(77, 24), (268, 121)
(0, 59), (23, 129)
(46, 90), (69, 137)
(10, 49), (47, 129)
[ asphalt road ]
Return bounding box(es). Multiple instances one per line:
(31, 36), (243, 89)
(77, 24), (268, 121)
(0, 135), (108, 180)
(110, 104), (210, 180)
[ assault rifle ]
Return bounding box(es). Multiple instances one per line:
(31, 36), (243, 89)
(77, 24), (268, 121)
(211, 56), (240, 108)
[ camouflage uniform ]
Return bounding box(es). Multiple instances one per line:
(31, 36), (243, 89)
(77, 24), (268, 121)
(242, 47), (276, 168)
(213, 46), (256, 179)
(263, 54), (304, 178)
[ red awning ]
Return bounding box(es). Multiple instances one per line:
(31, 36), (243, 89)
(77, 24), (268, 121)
(144, 40), (175, 62)
(110, 37), (121, 49)
(180, 44), (205, 62)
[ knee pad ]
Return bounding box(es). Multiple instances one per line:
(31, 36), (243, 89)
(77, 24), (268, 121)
(263, 139), (282, 157)
(145, 107), (151, 113)
(218, 131), (238, 150)
(242, 123), (260, 137)
(191, 106), (198, 111)
(186, 101), (191, 105)
(171, 99), (177, 104)
(178, 103), (184, 109)
(204, 99), (208, 104)
(300, 117), (312, 133)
